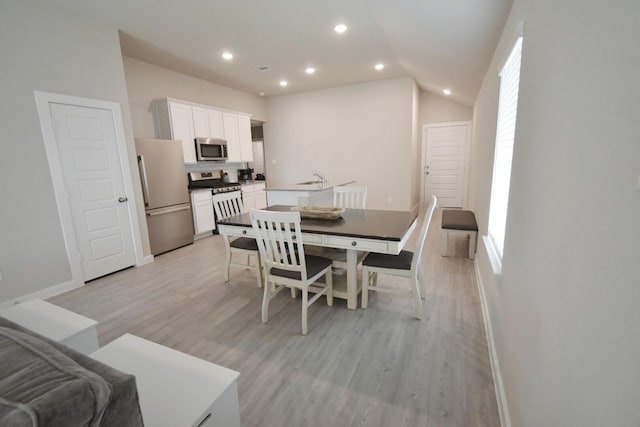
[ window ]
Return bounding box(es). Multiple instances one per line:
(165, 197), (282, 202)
(487, 36), (523, 265)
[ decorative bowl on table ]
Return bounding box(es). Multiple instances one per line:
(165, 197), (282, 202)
(291, 206), (345, 219)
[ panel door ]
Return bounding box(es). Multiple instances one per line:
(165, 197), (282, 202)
(168, 102), (196, 164)
(424, 124), (469, 207)
(50, 103), (136, 281)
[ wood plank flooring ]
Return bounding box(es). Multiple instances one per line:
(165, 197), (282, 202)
(49, 208), (500, 427)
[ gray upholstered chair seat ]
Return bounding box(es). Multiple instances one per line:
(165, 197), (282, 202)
(362, 250), (414, 271)
(271, 255), (333, 280)
(441, 210), (478, 231)
(230, 237), (259, 250)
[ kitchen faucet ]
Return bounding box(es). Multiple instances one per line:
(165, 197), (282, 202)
(312, 170), (327, 188)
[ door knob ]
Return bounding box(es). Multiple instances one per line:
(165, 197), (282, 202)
(118, 197), (128, 203)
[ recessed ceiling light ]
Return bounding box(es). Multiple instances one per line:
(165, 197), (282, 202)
(260, 92), (265, 97)
(305, 67), (316, 75)
(374, 63), (385, 71)
(279, 80), (288, 87)
(443, 88), (452, 95)
(222, 52), (233, 61)
(334, 24), (347, 34)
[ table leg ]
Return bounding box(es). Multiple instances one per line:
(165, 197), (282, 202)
(346, 249), (357, 310)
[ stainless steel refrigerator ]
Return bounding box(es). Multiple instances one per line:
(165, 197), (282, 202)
(135, 138), (194, 255)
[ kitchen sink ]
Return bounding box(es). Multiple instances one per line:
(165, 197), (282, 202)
(296, 180), (323, 185)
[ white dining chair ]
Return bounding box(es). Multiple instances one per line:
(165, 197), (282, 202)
(361, 195), (437, 319)
(213, 191), (262, 287)
(333, 186), (367, 209)
(250, 209), (333, 335)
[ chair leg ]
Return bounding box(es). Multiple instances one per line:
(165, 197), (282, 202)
(362, 268), (369, 309)
(261, 279), (271, 324)
(411, 273), (423, 320)
(254, 253), (263, 288)
(291, 288), (297, 298)
(223, 236), (232, 282)
(417, 264), (426, 299)
(441, 230), (448, 256)
(301, 287), (308, 335)
(326, 270), (333, 306)
(469, 231), (477, 259)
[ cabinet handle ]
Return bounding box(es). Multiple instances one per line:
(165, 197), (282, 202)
(351, 241), (357, 247)
(118, 197), (128, 203)
(292, 235), (297, 240)
(242, 229), (247, 235)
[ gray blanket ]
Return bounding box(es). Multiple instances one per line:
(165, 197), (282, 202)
(0, 317), (144, 427)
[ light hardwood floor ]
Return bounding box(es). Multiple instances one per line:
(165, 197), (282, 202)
(50, 208), (500, 427)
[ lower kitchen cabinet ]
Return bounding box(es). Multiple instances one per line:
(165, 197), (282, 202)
(191, 189), (215, 238)
(241, 182), (267, 210)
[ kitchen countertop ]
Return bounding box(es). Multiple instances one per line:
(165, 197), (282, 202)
(267, 181), (356, 192)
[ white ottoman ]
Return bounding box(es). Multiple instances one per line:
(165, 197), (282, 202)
(0, 299), (99, 354)
(91, 334), (241, 427)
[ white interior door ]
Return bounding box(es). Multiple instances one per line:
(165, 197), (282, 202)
(423, 123), (470, 208)
(50, 103), (136, 281)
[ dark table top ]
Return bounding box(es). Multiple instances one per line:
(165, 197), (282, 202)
(218, 205), (419, 242)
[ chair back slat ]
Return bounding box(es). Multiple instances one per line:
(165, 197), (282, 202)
(411, 195), (437, 270)
(213, 191), (244, 220)
(251, 210), (307, 279)
(334, 186), (367, 209)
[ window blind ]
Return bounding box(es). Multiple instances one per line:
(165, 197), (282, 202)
(488, 36), (523, 259)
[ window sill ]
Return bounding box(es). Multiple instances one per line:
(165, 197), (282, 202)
(483, 235), (503, 277)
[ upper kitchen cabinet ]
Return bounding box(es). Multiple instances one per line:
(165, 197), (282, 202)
(192, 107), (225, 140)
(223, 112), (253, 163)
(153, 98), (252, 164)
(153, 100), (197, 164)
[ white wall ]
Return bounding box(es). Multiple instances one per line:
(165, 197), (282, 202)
(123, 56), (267, 139)
(468, 0), (640, 426)
(264, 77), (416, 210)
(0, 0), (144, 302)
(418, 89), (473, 125)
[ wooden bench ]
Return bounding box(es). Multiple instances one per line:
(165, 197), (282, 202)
(441, 210), (478, 259)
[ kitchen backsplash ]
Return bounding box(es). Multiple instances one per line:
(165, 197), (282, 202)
(185, 161), (246, 180)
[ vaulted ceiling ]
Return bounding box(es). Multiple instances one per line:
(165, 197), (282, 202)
(52, 0), (512, 106)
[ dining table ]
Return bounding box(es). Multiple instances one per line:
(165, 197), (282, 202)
(216, 205), (419, 310)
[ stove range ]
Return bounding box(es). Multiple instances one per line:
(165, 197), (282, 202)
(188, 172), (241, 194)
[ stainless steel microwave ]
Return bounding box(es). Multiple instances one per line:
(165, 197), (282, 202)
(195, 138), (227, 161)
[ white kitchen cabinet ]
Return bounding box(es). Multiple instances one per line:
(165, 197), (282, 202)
(242, 182), (267, 210)
(153, 98), (252, 164)
(223, 112), (253, 163)
(223, 113), (241, 162)
(192, 106), (210, 138)
(207, 109), (225, 139)
(153, 100), (197, 164)
(193, 107), (225, 140)
(191, 189), (215, 238)
(237, 115), (253, 162)
(168, 102), (197, 164)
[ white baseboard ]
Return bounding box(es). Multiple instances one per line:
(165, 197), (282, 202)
(474, 261), (511, 427)
(0, 279), (83, 310)
(136, 254), (154, 267)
